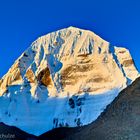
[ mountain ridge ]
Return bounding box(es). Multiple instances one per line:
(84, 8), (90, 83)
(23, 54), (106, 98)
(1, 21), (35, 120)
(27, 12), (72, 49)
(0, 27), (139, 136)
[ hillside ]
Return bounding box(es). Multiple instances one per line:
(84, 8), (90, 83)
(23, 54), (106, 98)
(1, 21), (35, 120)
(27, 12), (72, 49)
(39, 77), (140, 140)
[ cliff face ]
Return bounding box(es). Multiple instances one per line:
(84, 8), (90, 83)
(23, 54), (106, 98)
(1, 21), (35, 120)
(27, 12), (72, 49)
(0, 27), (139, 136)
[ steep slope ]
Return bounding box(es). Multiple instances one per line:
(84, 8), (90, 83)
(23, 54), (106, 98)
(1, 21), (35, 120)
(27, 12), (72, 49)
(39, 77), (140, 140)
(0, 27), (139, 136)
(0, 122), (36, 140)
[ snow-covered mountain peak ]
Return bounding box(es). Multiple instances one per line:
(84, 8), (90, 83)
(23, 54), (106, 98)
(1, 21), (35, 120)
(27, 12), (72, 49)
(0, 27), (139, 135)
(0, 27), (111, 96)
(67, 26), (83, 31)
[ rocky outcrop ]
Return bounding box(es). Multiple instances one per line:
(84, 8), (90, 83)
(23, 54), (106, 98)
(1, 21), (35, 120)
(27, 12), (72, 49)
(26, 68), (36, 83)
(37, 67), (52, 87)
(0, 79), (2, 87)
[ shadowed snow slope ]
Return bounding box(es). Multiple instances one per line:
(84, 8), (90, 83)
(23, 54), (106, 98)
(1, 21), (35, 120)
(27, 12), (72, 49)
(41, 77), (140, 140)
(0, 27), (139, 136)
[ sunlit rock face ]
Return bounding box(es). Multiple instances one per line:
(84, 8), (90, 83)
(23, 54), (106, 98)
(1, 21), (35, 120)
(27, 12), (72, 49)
(115, 47), (139, 81)
(0, 27), (139, 136)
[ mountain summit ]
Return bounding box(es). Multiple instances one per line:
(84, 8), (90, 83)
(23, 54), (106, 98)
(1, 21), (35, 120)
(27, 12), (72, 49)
(0, 27), (139, 136)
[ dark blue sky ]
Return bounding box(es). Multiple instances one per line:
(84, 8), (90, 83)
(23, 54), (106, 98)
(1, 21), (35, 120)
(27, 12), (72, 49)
(0, 0), (140, 78)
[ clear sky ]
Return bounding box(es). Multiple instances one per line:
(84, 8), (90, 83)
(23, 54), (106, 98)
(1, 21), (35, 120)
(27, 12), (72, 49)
(0, 0), (140, 78)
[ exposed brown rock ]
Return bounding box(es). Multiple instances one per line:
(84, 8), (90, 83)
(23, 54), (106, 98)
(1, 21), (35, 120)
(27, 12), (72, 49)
(60, 64), (94, 88)
(89, 77), (103, 83)
(26, 69), (36, 83)
(76, 64), (94, 72)
(66, 30), (71, 38)
(87, 76), (111, 83)
(77, 53), (90, 57)
(0, 79), (2, 87)
(61, 64), (94, 75)
(118, 50), (126, 54)
(53, 41), (59, 46)
(37, 67), (52, 87)
(122, 59), (134, 67)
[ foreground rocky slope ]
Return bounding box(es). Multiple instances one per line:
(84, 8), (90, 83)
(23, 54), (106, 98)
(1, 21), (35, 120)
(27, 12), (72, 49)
(0, 123), (36, 140)
(0, 27), (139, 135)
(40, 77), (140, 140)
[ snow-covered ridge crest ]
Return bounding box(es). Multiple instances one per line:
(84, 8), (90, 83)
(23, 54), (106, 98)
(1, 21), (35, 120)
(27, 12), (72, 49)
(0, 26), (139, 135)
